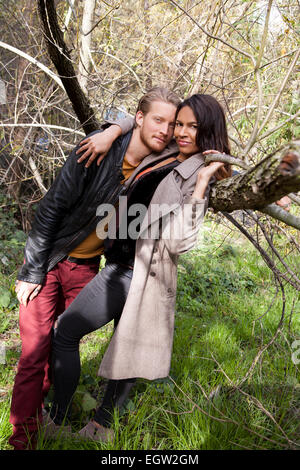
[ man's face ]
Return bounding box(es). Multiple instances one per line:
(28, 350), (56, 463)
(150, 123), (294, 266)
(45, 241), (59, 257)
(136, 101), (177, 153)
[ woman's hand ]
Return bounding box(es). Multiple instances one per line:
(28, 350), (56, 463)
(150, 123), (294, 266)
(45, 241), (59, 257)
(192, 161), (225, 200)
(275, 195), (291, 212)
(202, 149), (224, 156)
(76, 125), (122, 168)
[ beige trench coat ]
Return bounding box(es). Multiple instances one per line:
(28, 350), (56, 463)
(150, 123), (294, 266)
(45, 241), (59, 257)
(98, 148), (210, 380)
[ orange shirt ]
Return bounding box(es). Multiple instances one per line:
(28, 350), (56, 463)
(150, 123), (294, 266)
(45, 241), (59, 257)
(68, 155), (138, 258)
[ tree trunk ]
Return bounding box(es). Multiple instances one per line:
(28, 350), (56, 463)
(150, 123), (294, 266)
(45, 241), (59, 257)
(37, 0), (99, 135)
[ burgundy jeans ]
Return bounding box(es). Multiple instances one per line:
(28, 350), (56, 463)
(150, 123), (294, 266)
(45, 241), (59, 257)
(9, 258), (99, 450)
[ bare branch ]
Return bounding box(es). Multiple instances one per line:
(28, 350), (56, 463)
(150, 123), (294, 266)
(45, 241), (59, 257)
(91, 50), (145, 93)
(257, 48), (300, 137)
(168, 0), (254, 59)
(78, 0), (96, 94)
(222, 212), (300, 290)
(243, 0), (273, 155)
(260, 204), (300, 231)
(0, 39), (63, 88)
(0, 123), (85, 136)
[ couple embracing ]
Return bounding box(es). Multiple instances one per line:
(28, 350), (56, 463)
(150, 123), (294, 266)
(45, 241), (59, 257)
(10, 87), (231, 449)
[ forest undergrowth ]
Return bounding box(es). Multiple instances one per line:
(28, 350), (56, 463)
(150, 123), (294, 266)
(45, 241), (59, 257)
(0, 214), (299, 450)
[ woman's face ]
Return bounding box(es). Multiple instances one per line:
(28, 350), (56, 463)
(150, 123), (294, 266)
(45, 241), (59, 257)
(174, 106), (199, 158)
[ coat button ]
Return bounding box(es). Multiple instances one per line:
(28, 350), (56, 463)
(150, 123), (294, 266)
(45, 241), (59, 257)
(167, 288), (173, 293)
(153, 247), (158, 253)
(151, 259), (157, 264)
(192, 205), (197, 212)
(150, 271), (156, 277)
(192, 212), (196, 218)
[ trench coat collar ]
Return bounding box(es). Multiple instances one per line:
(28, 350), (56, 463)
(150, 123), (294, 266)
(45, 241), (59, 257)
(173, 152), (205, 180)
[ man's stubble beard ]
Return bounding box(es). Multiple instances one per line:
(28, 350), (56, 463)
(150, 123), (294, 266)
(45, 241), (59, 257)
(139, 126), (167, 154)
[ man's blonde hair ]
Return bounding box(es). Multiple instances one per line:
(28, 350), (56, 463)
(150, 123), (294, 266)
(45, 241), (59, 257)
(136, 87), (181, 115)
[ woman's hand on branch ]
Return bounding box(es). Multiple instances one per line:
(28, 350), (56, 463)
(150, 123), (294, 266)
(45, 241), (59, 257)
(76, 125), (122, 168)
(203, 150), (225, 156)
(192, 161), (225, 199)
(275, 195), (291, 212)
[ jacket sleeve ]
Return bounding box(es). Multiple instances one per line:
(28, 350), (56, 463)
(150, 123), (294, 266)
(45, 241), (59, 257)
(17, 132), (100, 284)
(102, 116), (135, 135)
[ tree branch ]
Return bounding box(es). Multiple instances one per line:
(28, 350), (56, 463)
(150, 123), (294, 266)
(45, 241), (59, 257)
(222, 212), (300, 290)
(243, 0), (273, 156)
(0, 40), (63, 89)
(0, 123), (85, 136)
(169, 0), (254, 59)
(260, 204), (300, 231)
(207, 144), (300, 213)
(257, 48), (300, 137)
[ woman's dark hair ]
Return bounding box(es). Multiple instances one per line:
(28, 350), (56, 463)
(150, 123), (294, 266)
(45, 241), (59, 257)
(175, 94), (232, 180)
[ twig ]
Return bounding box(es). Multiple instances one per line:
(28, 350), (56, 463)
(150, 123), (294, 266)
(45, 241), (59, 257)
(158, 404), (197, 416)
(288, 298), (297, 336)
(168, 376), (289, 448)
(289, 193), (300, 205)
(228, 440), (266, 450)
(257, 48), (300, 137)
(222, 212), (300, 290)
(253, 286), (279, 322)
(82, 4), (120, 37)
(0, 123), (85, 136)
(221, 48), (298, 90)
(260, 205), (300, 233)
(91, 50), (145, 92)
(246, 210), (300, 287)
(204, 152), (249, 170)
(169, 0), (253, 59)
(210, 354), (298, 449)
(257, 110), (300, 142)
(243, 0), (273, 156)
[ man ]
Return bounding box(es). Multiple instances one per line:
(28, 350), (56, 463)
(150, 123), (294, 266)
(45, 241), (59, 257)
(9, 87), (180, 450)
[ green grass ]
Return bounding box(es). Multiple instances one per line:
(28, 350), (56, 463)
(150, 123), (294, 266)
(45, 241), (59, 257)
(0, 218), (299, 450)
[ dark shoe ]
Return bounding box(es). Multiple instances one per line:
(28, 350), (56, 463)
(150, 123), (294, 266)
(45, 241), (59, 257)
(9, 433), (37, 450)
(78, 421), (114, 443)
(41, 412), (72, 439)
(9, 423), (37, 450)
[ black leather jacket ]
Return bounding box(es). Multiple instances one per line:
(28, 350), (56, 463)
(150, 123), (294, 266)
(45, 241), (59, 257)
(17, 130), (132, 284)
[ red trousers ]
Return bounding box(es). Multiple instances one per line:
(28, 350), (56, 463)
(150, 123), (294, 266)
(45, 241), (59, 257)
(9, 259), (99, 450)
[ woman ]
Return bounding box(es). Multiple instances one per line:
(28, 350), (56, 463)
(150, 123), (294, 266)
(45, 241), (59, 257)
(46, 94), (231, 442)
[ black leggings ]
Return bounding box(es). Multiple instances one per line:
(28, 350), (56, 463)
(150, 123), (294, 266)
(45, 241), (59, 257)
(50, 262), (135, 427)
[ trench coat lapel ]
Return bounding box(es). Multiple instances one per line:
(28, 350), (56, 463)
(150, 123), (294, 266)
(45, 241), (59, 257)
(139, 153), (206, 236)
